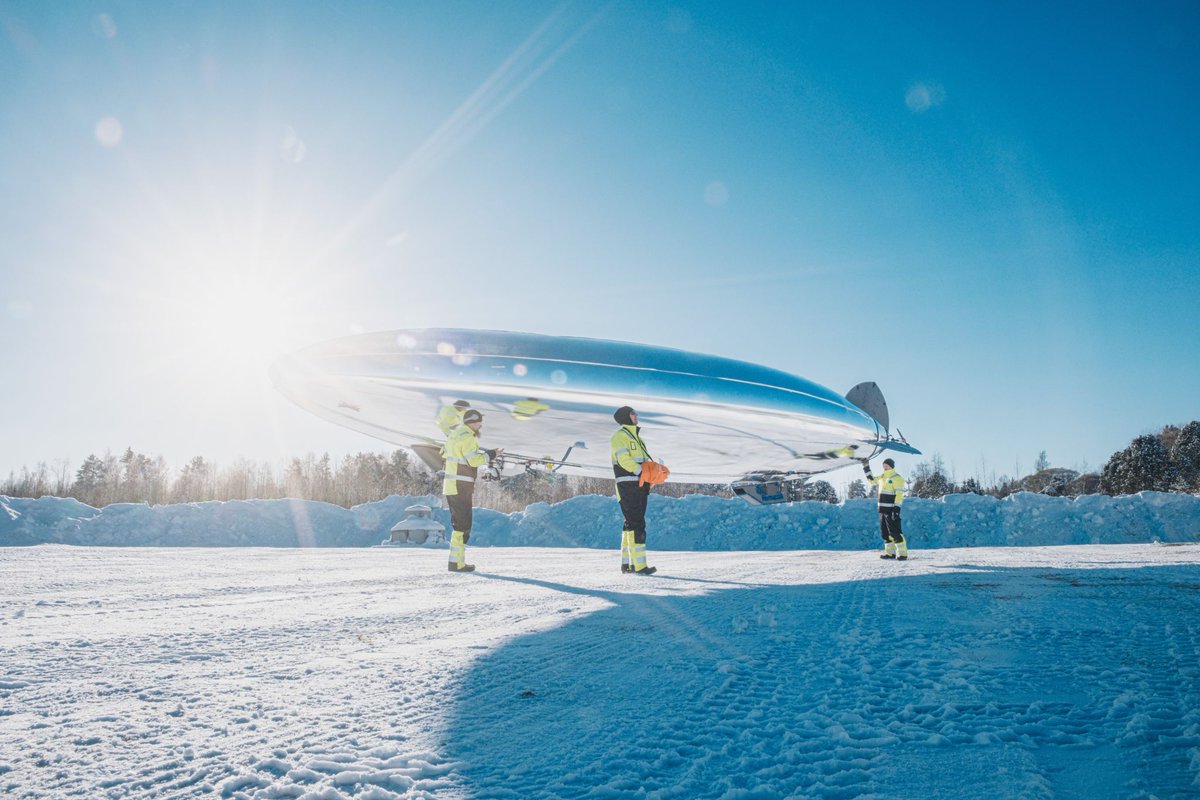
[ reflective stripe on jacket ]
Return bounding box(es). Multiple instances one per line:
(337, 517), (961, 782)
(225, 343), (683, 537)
(868, 468), (906, 508)
(610, 425), (648, 483)
(443, 425), (489, 496)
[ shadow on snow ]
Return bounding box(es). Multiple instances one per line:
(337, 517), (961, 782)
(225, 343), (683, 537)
(445, 564), (1200, 800)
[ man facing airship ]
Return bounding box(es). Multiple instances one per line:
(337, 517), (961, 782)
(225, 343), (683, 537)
(443, 409), (502, 573)
(863, 458), (908, 560)
(611, 406), (668, 575)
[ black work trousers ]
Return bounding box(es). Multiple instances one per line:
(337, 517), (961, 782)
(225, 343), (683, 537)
(879, 508), (904, 543)
(617, 481), (650, 544)
(447, 489), (474, 542)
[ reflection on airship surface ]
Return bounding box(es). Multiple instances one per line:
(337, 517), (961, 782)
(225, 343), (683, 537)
(271, 329), (919, 504)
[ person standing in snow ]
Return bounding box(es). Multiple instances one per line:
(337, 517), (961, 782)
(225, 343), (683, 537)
(863, 457), (908, 560)
(611, 406), (658, 575)
(443, 409), (502, 573)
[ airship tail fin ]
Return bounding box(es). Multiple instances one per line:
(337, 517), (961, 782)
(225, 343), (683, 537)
(846, 382), (890, 432)
(848, 383), (922, 457)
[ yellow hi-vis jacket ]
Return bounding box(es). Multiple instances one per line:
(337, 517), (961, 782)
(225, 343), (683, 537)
(868, 468), (906, 509)
(611, 425), (649, 483)
(443, 424), (489, 495)
(436, 404), (466, 436)
(512, 398), (550, 420)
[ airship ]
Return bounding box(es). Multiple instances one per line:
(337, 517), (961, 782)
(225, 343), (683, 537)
(270, 328), (919, 504)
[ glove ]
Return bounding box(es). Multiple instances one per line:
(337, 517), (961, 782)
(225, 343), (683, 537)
(486, 448), (498, 461)
(861, 462), (871, 475)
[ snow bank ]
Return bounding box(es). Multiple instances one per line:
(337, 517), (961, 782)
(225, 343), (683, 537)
(2, 491), (1197, 549)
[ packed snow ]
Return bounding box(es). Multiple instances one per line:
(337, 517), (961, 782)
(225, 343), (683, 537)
(3, 492), (1200, 799)
(3, 491), (1199, 550)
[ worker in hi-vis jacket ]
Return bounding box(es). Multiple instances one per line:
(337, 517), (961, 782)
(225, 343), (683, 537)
(611, 406), (658, 575)
(863, 457), (907, 560)
(442, 409), (501, 572)
(436, 399), (471, 437)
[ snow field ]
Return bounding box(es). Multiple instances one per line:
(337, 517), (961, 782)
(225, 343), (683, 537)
(3, 544), (1200, 798)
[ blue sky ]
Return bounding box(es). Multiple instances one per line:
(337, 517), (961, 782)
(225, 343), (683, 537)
(2, 1), (1198, 489)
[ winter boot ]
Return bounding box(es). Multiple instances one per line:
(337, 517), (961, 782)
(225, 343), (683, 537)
(634, 565), (658, 576)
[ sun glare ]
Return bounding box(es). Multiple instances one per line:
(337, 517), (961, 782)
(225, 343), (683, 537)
(156, 267), (306, 382)
(197, 281), (290, 364)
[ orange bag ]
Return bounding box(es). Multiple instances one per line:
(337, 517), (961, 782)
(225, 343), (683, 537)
(639, 461), (670, 486)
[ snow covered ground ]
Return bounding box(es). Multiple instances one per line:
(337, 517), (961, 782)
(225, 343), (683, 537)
(3, 542), (1200, 799)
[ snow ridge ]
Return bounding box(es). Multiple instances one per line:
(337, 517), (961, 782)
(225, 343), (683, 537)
(1, 491), (1197, 549)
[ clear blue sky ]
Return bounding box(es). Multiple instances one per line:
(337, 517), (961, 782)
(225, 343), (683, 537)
(2, 1), (1198, 489)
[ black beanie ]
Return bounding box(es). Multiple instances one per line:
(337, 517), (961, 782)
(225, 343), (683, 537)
(613, 406), (635, 426)
(462, 409), (483, 425)
(883, 458), (895, 468)
(453, 399), (470, 409)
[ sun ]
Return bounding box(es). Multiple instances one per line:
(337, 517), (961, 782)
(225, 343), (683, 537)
(193, 280), (292, 367)
(153, 265), (309, 383)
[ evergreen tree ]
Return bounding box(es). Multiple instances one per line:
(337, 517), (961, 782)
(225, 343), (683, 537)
(801, 480), (838, 503)
(916, 471), (954, 498)
(118, 447), (155, 503)
(72, 454), (107, 506)
(1170, 420), (1200, 491)
(959, 477), (984, 495)
(1101, 435), (1178, 495)
(386, 449), (428, 497)
(846, 479), (868, 499)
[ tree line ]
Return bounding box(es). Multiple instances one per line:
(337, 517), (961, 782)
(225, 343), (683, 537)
(857, 420), (1200, 501)
(0, 446), (733, 514)
(1, 449), (436, 510)
(2, 421), (1197, 510)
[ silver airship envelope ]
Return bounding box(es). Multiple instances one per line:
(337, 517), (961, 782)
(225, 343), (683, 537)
(270, 329), (918, 497)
